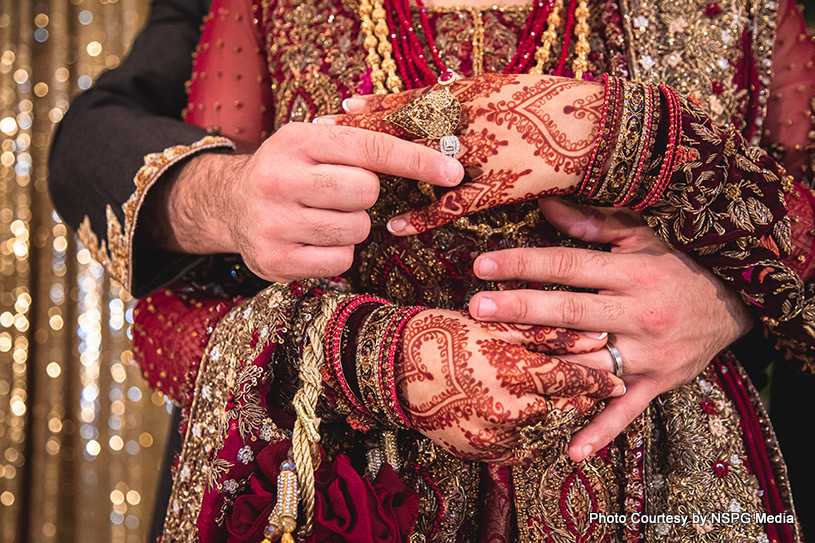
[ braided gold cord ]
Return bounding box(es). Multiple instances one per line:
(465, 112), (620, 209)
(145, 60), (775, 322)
(292, 295), (340, 536)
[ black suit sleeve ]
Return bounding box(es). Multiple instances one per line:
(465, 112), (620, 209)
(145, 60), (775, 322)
(48, 0), (234, 297)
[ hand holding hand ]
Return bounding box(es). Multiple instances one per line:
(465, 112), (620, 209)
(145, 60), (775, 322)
(321, 74), (604, 235)
(467, 198), (754, 462)
(146, 123), (465, 281)
(396, 308), (625, 464)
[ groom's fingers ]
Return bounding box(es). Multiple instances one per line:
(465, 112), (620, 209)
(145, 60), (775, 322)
(567, 378), (656, 462)
(473, 246), (633, 291)
(468, 289), (635, 334)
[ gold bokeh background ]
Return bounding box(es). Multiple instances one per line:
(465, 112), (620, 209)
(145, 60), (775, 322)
(0, 1), (172, 541)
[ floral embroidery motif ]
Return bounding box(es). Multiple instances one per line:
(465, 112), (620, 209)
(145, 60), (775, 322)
(155, 0), (804, 540)
(643, 361), (769, 542)
(161, 284), (301, 542)
(620, 0), (763, 132)
(513, 437), (621, 543)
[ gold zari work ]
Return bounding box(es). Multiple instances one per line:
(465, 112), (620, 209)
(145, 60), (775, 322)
(162, 284), (303, 541)
(79, 135), (235, 291)
(155, 0), (803, 541)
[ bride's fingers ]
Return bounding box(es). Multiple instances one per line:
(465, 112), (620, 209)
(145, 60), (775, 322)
(477, 321), (608, 354)
(315, 111), (409, 137)
(556, 349), (617, 373)
(478, 340), (624, 398)
(341, 88), (427, 114)
(521, 353), (625, 399)
(386, 169), (540, 235)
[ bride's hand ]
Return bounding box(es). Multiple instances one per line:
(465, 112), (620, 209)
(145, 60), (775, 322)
(396, 308), (625, 464)
(317, 73), (604, 235)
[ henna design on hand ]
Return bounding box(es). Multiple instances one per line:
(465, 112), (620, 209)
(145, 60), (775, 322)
(408, 168), (533, 230)
(398, 312), (511, 431)
(456, 127), (509, 165)
(396, 310), (616, 463)
(451, 73), (518, 104)
(479, 322), (580, 354)
(478, 339), (619, 399)
(472, 78), (603, 175)
(458, 426), (519, 463)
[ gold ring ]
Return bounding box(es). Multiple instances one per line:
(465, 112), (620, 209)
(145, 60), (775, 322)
(385, 73), (461, 157)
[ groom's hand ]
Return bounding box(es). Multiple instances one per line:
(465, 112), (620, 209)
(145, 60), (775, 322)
(467, 197), (754, 462)
(142, 122), (464, 282)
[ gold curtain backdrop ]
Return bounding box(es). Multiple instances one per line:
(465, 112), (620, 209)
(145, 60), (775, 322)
(0, 1), (172, 542)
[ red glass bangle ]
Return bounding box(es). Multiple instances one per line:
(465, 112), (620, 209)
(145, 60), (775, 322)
(380, 305), (427, 428)
(324, 295), (388, 423)
(634, 84), (682, 210)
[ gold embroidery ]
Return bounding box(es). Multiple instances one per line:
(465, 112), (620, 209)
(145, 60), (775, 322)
(78, 216), (114, 274)
(265, 0), (366, 125)
(644, 366), (769, 542)
(733, 361), (803, 540)
(620, 0), (752, 130)
(514, 449), (621, 542)
(161, 283), (304, 542)
(77, 136), (234, 290)
(105, 205), (128, 283)
(404, 438), (483, 543)
(275, 75), (342, 127)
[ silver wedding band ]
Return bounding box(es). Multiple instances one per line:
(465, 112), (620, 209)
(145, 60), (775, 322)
(606, 343), (624, 377)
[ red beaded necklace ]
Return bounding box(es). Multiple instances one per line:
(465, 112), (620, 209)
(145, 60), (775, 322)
(395, 0), (556, 87)
(387, 0), (584, 89)
(358, 0), (601, 94)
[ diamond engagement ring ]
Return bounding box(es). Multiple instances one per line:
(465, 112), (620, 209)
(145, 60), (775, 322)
(385, 71), (461, 157)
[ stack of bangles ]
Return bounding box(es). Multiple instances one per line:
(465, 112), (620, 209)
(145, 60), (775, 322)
(578, 73), (682, 209)
(323, 296), (427, 431)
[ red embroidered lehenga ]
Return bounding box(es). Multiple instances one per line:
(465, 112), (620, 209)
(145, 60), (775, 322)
(133, 0), (815, 540)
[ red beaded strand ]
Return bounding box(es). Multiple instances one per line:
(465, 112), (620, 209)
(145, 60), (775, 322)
(393, 0), (437, 85)
(553, 0), (577, 75)
(385, 0), (421, 88)
(415, 0), (451, 75)
(388, 0), (558, 88)
(506, 0), (552, 73)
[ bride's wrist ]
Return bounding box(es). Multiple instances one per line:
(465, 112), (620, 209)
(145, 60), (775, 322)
(576, 75), (681, 210)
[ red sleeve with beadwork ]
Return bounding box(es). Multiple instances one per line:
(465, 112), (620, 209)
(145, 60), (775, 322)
(185, 0), (273, 148)
(132, 287), (241, 406)
(760, 0), (815, 282)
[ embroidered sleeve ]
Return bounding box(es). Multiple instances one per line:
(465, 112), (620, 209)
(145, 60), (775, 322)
(76, 136), (236, 293)
(579, 76), (815, 372)
(48, 0), (240, 297)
